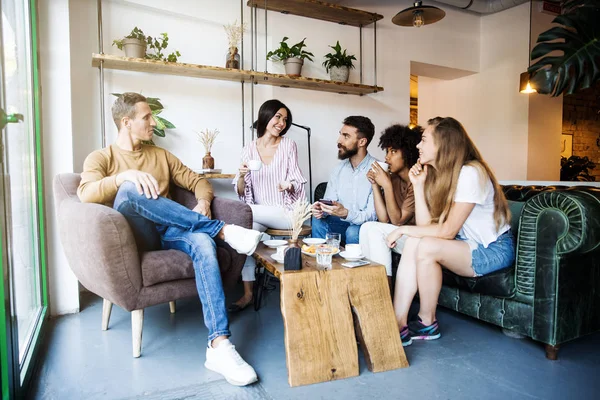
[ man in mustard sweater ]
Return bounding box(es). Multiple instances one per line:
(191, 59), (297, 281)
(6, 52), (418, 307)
(78, 93), (260, 386)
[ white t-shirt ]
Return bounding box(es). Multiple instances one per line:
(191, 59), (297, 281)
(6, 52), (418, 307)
(454, 165), (510, 250)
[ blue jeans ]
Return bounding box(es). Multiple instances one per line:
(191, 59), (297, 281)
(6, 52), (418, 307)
(469, 230), (516, 276)
(311, 215), (360, 245)
(113, 182), (229, 341)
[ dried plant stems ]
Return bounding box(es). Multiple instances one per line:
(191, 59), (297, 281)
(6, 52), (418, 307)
(196, 129), (220, 153)
(286, 200), (312, 241)
(223, 20), (247, 49)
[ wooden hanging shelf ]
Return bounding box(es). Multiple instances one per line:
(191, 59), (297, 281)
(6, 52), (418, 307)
(92, 54), (383, 96)
(247, 0), (383, 27)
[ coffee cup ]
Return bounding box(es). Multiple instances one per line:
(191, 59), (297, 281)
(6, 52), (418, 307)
(345, 244), (362, 257)
(377, 161), (388, 171)
(248, 160), (262, 171)
(276, 245), (288, 257)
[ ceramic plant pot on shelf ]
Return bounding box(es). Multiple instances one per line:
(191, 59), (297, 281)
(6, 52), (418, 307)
(283, 57), (304, 77)
(122, 38), (146, 58)
(329, 66), (349, 82)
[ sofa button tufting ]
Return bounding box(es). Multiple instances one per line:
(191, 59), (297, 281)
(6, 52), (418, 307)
(500, 309), (506, 315)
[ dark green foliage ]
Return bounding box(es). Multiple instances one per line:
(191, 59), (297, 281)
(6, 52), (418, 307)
(322, 41), (356, 73)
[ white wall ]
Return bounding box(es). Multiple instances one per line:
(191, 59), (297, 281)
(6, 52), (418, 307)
(39, 0), (80, 315)
(418, 2), (531, 180)
(526, 2), (563, 180)
(41, 0), (544, 314)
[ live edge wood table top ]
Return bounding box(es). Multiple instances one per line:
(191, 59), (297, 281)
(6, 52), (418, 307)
(253, 243), (409, 387)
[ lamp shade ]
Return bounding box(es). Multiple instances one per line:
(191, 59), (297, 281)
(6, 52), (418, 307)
(519, 71), (537, 94)
(392, 1), (446, 27)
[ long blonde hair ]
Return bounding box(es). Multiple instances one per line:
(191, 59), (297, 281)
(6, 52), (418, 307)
(424, 117), (509, 231)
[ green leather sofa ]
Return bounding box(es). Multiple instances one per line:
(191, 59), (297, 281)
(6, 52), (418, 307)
(440, 185), (600, 359)
(314, 182), (600, 359)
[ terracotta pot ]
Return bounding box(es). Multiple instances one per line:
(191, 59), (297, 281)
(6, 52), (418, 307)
(202, 152), (214, 169)
(122, 38), (146, 58)
(283, 57), (304, 77)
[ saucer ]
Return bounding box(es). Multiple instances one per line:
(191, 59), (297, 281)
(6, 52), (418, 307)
(339, 251), (365, 261)
(271, 253), (285, 263)
(303, 238), (326, 245)
(264, 240), (287, 248)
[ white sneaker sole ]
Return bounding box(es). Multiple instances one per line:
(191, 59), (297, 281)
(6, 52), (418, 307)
(204, 361), (258, 386)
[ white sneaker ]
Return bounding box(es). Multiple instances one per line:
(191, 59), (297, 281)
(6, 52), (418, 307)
(205, 339), (258, 386)
(223, 225), (261, 255)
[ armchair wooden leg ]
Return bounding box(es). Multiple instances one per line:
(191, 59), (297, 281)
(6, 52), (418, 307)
(132, 309), (144, 358)
(102, 299), (113, 331)
(169, 301), (176, 314)
(545, 344), (560, 360)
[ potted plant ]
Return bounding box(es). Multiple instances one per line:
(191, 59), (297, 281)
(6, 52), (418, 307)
(112, 27), (147, 58)
(560, 155), (597, 181)
(113, 27), (181, 62)
(267, 37), (314, 77)
(322, 41), (357, 82)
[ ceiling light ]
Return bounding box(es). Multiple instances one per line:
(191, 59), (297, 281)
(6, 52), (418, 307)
(392, 1), (446, 28)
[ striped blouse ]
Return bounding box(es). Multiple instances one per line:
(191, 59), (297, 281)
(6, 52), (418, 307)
(232, 137), (307, 210)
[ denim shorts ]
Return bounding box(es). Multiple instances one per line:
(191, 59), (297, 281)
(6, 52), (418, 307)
(464, 230), (516, 277)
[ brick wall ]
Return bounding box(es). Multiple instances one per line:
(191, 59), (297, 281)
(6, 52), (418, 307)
(562, 82), (600, 181)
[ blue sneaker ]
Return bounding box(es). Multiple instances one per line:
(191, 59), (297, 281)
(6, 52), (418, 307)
(409, 317), (441, 340)
(400, 325), (412, 347)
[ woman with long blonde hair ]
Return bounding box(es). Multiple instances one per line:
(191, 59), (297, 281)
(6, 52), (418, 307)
(386, 117), (515, 346)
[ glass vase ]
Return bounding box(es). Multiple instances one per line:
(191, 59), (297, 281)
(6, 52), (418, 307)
(202, 152), (214, 170)
(225, 47), (240, 69)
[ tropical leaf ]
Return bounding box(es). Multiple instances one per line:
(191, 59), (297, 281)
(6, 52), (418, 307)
(146, 97), (164, 110)
(153, 127), (166, 137)
(153, 115), (166, 131)
(154, 115), (175, 129)
(528, 4), (600, 96)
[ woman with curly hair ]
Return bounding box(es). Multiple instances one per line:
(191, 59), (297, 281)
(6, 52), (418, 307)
(359, 124), (422, 285)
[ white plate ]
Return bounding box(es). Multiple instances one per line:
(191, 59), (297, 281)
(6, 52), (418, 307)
(271, 253), (284, 263)
(303, 238), (326, 245)
(301, 249), (340, 258)
(264, 240), (287, 248)
(339, 251), (365, 261)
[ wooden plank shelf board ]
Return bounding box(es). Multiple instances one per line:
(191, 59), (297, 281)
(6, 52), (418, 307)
(92, 54), (253, 82)
(253, 70), (383, 95)
(93, 54), (383, 96)
(247, 0), (383, 27)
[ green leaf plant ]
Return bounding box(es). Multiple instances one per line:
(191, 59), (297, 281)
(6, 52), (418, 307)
(111, 93), (176, 145)
(266, 37), (314, 62)
(528, 0), (600, 96)
(112, 27), (181, 63)
(322, 41), (357, 73)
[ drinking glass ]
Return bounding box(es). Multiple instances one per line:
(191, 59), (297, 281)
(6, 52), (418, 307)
(316, 244), (333, 270)
(326, 232), (341, 250)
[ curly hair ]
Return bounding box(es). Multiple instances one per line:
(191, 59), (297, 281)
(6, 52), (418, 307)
(378, 124), (423, 168)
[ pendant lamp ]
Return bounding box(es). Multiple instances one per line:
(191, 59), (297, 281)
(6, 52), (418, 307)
(392, 1), (446, 28)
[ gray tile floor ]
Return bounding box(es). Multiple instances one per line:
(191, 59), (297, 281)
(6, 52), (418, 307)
(28, 285), (600, 400)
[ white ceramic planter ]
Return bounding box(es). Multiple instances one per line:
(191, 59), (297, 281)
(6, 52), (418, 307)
(283, 57), (304, 76)
(122, 38), (146, 58)
(329, 66), (350, 82)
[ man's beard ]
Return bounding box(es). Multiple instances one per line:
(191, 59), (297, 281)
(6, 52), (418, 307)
(338, 144), (358, 160)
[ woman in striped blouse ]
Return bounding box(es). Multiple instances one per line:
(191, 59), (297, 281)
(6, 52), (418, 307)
(230, 99), (307, 311)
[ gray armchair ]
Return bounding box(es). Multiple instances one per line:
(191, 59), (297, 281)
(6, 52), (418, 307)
(53, 173), (252, 357)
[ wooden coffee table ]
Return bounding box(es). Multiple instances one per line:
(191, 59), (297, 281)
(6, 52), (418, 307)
(253, 243), (408, 387)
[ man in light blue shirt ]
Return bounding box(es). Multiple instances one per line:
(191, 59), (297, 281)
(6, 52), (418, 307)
(312, 116), (378, 244)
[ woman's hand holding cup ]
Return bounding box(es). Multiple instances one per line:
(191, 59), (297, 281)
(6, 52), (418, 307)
(239, 162), (249, 177)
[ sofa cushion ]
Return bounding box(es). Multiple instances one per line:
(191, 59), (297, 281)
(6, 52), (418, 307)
(141, 247), (232, 287)
(442, 266), (516, 298)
